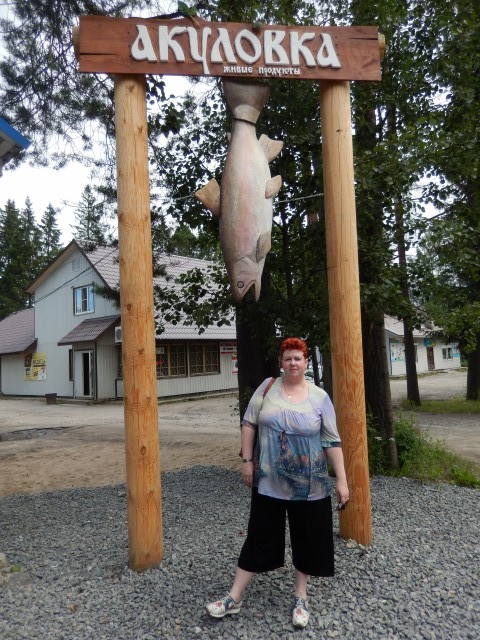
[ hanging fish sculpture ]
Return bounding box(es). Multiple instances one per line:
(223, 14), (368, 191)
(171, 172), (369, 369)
(195, 78), (283, 303)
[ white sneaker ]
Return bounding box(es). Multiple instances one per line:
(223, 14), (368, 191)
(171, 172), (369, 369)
(292, 596), (309, 628)
(206, 593), (242, 618)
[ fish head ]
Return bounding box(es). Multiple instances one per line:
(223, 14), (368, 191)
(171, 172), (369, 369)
(229, 257), (262, 303)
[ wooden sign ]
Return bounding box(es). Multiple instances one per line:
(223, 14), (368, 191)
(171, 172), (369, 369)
(77, 16), (381, 81)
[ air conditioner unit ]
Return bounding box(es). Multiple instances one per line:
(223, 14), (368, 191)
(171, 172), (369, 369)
(114, 326), (122, 343)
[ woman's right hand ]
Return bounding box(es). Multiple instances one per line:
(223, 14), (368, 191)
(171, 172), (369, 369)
(241, 461), (254, 488)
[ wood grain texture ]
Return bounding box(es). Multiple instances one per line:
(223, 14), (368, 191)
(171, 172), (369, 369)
(320, 80), (372, 545)
(114, 74), (163, 570)
(77, 16), (381, 81)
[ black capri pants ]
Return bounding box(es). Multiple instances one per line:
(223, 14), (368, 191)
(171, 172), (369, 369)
(238, 488), (334, 577)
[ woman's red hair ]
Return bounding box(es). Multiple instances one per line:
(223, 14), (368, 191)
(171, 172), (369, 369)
(279, 337), (308, 359)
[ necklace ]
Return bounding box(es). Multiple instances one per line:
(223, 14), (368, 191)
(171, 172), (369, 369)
(282, 381), (305, 399)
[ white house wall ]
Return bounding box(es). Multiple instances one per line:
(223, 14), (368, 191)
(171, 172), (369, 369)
(12, 247), (120, 398)
(115, 351), (237, 399)
(388, 336), (461, 376)
(95, 333), (117, 400)
(0, 354), (38, 395)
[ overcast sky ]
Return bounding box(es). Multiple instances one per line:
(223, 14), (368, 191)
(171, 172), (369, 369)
(0, 4), (192, 245)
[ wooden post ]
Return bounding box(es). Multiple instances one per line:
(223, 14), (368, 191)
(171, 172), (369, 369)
(320, 80), (372, 545)
(114, 74), (163, 570)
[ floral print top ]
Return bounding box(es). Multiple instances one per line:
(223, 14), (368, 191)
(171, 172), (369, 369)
(242, 377), (342, 501)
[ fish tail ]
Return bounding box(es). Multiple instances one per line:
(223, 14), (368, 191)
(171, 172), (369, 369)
(222, 78), (270, 124)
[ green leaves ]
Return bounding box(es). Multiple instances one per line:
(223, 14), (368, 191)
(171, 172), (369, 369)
(0, 198), (63, 319)
(72, 185), (111, 245)
(178, 1), (197, 17)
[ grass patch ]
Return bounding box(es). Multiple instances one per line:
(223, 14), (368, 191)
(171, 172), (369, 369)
(368, 414), (480, 488)
(9, 565), (22, 573)
(400, 397), (480, 413)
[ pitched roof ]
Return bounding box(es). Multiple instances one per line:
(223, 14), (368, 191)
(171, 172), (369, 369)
(384, 315), (437, 339)
(0, 308), (37, 355)
(26, 241), (235, 342)
(82, 245), (236, 341)
(58, 315), (120, 345)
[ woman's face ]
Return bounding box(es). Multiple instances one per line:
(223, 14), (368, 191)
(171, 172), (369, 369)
(281, 349), (308, 379)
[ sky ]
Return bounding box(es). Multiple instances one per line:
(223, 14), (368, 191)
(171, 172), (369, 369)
(0, 2), (91, 244)
(0, 162), (93, 244)
(0, 3), (191, 245)
(0, 82), (193, 246)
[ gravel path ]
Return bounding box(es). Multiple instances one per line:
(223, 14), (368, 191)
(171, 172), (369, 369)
(1, 467), (479, 640)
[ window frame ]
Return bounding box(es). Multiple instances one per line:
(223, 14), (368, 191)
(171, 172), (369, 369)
(156, 343), (187, 378)
(188, 342), (220, 376)
(73, 284), (94, 315)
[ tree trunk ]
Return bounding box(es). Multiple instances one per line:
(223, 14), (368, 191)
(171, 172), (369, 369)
(403, 320), (421, 405)
(321, 350), (333, 399)
(236, 262), (279, 419)
(394, 199), (421, 406)
(311, 346), (321, 387)
(362, 309), (399, 468)
(466, 346), (480, 400)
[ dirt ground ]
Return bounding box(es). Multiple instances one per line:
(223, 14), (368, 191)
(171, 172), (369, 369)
(0, 394), (242, 496)
(0, 370), (477, 497)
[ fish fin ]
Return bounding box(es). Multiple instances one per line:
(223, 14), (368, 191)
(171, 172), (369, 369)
(259, 135), (284, 162)
(195, 179), (221, 218)
(265, 175), (282, 199)
(223, 79), (270, 123)
(254, 275), (262, 301)
(256, 231), (271, 262)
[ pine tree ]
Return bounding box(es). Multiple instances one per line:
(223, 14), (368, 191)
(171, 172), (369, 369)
(72, 185), (110, 246)
(39, 204), (62, 266)
(20, 197), (43, 282)
(0, 200), (33, 318)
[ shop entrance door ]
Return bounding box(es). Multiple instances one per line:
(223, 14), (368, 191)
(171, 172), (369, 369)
(74, 350), (94, 398)
(426, 346), (435, 371)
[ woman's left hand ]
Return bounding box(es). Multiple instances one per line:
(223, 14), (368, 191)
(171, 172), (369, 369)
(241, 461), (254, 488)
(335, 479), (349, 507)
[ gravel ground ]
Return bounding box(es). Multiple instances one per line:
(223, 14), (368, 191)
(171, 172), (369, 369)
(1, 466), (479, 640)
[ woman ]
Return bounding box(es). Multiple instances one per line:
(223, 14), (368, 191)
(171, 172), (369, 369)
(206, 337), (349, 628)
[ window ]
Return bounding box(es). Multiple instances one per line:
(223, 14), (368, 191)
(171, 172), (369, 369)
(442, 347), (453, 360)
(156, 344), (186, 378)
(74, 285), (94, 315)
(189, 343), (220, 375)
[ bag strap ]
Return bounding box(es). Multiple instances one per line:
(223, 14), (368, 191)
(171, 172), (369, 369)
(239, 377), (275, 458)
(263, 376), (276, 398)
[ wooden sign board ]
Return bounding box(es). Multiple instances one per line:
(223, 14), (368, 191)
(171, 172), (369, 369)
(77, 16), (381, 81)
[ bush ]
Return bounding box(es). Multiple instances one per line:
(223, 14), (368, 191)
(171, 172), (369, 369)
(367, 413), (480, 488)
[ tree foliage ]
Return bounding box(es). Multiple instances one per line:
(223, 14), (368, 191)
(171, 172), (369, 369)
(0, 199), (62, 319)
(72, 184), (112, 245)
(39, 204), (62, 267)
(0, 0), (183, 169)
(412, 0), (480, 399)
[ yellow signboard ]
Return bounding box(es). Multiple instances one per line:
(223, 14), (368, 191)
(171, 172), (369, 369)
(24, 352), (47, 381)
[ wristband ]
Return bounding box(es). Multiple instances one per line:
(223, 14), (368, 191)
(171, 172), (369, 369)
(242, 458), (253, 463)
